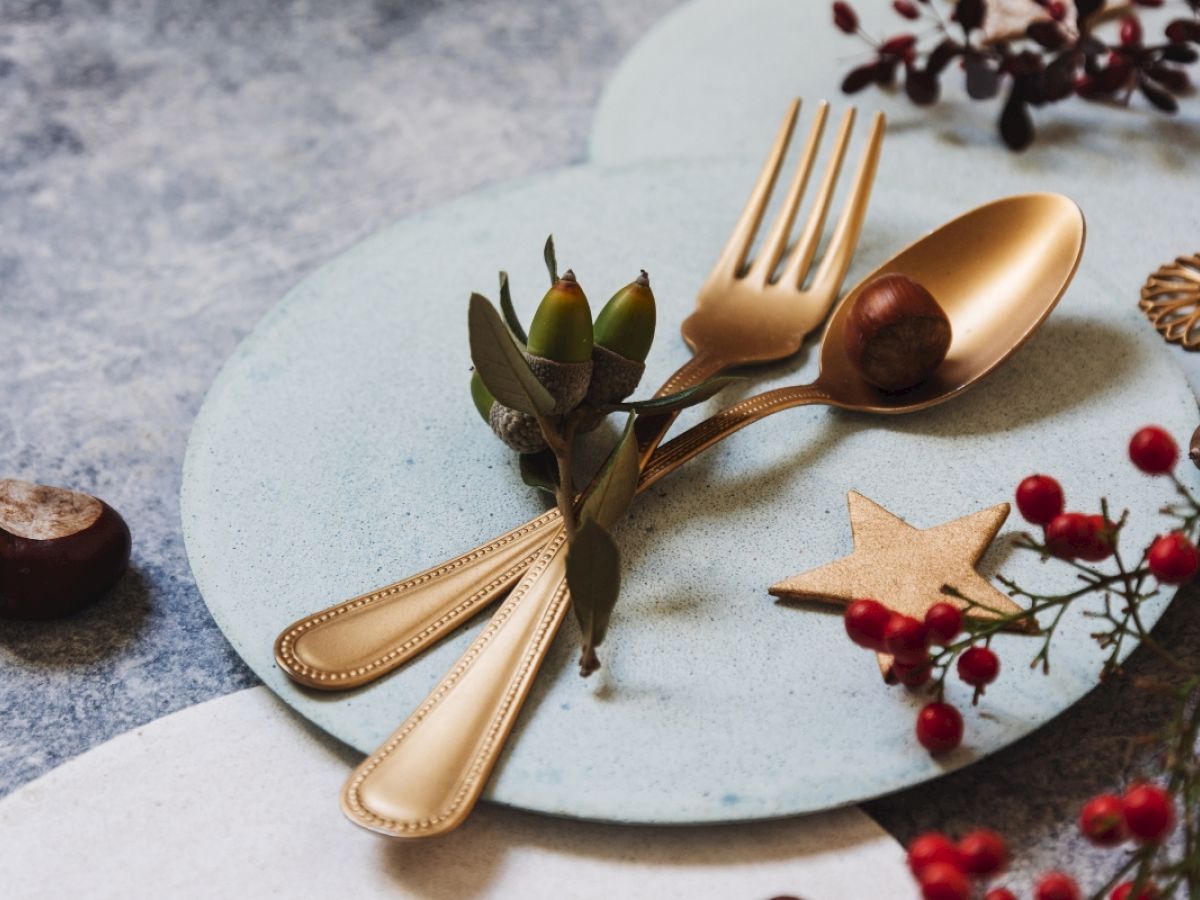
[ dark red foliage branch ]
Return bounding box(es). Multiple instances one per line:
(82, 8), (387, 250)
(830, 0), (1200, 150)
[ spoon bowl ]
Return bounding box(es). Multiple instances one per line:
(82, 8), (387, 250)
(816, 193), (1086, 413)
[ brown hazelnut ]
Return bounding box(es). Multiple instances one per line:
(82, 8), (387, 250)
(0, 479), (131, 620)
(842, 273), (952, 392)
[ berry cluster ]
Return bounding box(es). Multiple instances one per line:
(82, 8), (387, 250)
(844, 595), (998, 753)
(837, 425), (1200, 896)
(830, 0), (1200, 150)
(1017, 427), (1199, 584)
(907, 829), (1010, 899)
(906, 781), (1175, 898)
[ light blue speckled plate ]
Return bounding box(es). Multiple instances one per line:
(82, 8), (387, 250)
(182, 158), (1197, 823)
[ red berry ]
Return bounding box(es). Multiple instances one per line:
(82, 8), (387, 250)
(1122, 783), (1174, 843)
(1035, 872), (1081, 900)
(1129, 426), (1178, 474)
(833, 1), (858, 33)
(1080, 793), (1128, 846)
(893, 657), (932, 688)
(986, 891), (1018, 900)
(1047, 1), (1067, 19)
(919, 862), (970, 900)
(845, 598), (892, 650)
(884, 614), (930, 663)
(1017, 474), (1065, 525)
(925, 603), (963, 645)
(1111, 881), (1160, 900)
(894, 0), (919, 19)
(957, 646), (1000, 687)
(916, 702), (963, 754)
(1147, 532), (1200, 584)
(1120, 15), (1143, 45)
(1045, 512), (1111, 561)
(907, 832), (965, 877)
(957, 828), (1007, 876)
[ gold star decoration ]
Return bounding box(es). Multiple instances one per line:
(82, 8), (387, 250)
(769, 491), (1032, 677)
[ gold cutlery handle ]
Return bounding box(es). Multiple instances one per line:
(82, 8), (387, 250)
(275, 510), (562, 689)
(275, 352), (724, 690)
(342, 529), (570, 837)
(341, 382), (834, 837)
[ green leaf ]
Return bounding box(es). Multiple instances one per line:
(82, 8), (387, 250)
(581, 415), (639, 530)
(468, 293), (555, 416)
(498, 271), (527, 345)
(519, 449), (559, 497)
(543, 234), (558, 285)
(614, 376), (741, 414)
(566, 516), (621, 675)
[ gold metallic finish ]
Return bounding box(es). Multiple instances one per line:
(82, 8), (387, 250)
(342, 192), (1084, 837)
(1139, 253), (1200, 350)
(769, 492), (1031, 679)
(278, 100), (884, 691)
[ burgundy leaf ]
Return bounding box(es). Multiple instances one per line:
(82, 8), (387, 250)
(842, 62), (882, 94)
(1044, 52), (1078, 101)
(1166, 19), (1200, 44)
(905, 65), (940, 105)
(875, 57), (899, 86)
(953, 0), (984, 33)
(926, 38), (962, 75)
(1139, 73), (1180, 112)
(1146, 64), (1190, 92)
(999, 90), (1034, 151)
(1163, 43), (1199, 63)
(1027, 21), (1067, 50)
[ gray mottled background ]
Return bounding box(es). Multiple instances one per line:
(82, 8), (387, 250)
(2, 1), (1198, 896)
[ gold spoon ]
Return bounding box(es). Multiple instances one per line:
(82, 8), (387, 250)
(342, 192), (1086, 838)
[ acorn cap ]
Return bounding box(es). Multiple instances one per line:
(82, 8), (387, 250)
(593, 270), (656, 364)
(489, 403), (548, 454)
(526, 270), (594, 364)
(585, 344), (646, 406)
(525, 354), (592, 415)
(470, 370), (494, 423)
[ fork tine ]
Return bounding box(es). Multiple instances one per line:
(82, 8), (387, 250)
(747, 100), (829, 284)
(806, 111), (886, 299)
(778, 106), (856, 289)
(710, 98), (801, 279)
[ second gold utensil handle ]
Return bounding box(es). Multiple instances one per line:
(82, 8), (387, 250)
(341, 383), (833, 836)
(341, 529), (571, 837)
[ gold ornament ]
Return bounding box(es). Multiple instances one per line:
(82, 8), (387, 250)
(1140, 253), (1200, 350)
(769, 491), (1030, 678)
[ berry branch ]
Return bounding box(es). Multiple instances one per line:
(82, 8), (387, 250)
(830, 0), (1200, 150)
(840, 425), (1200, 898)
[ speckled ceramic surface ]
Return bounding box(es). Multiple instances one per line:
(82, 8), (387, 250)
(0, 686), (914, 899)
(182, 158), (1197, 823)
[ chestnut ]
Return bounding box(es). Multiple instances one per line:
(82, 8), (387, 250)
(0, 479), (131, 620)
(842, 273), (952, 392)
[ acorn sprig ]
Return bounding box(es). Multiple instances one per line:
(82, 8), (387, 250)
(468, 236), (734, 676)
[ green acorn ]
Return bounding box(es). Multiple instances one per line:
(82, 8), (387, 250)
(525, 270), (593, 414)
(585, 270), (656, 406)
(470, 370), (494, 423)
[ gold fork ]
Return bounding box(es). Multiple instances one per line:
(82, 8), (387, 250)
(275, 99), (886, 693)
(335, 102), (886, 837)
